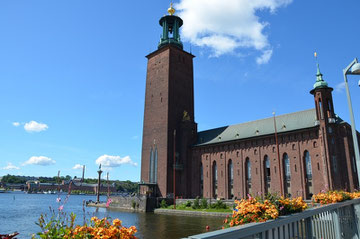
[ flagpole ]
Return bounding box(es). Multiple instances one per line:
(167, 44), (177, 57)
(273, 112), (283, 196)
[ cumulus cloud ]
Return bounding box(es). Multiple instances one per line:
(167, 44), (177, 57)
(72, 164), (83, 170)
(95, 155), (137, 168)
(176, 0), (292, 61)
(23, 156), (55, 166)
(24, 121), (48, 132)
(12, 122), (20, 127)
(335, 82), (346, 93)
(2, 163), (20, 170)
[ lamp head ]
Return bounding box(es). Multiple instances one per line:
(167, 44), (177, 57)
(349, 63), (360, 75)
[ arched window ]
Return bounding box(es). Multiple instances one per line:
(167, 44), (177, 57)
(304, 151), (313, 198)
(304, 151), (312, 177)
(213, 161), (217, 198)
(284, 154), (290, 180)
(149, 148), (154, 183)
(283, 153), (291, 196)
(228, 160), (233, 199)
(319, 99), (324, 119)
(264, 155), (270, 194)
(245, 158), (252, 195)
(200, 163), (203, 197)
(154, 147), (158, 183)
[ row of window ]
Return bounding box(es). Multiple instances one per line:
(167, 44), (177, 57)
(201, 150), (313, 198)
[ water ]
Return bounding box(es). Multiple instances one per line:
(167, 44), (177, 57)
(0, 192), (224, 239)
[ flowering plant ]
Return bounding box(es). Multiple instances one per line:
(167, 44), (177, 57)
(223, 197), (279, 228)
(33, 214), (137, 239)
(349, 191), (360, 200)
(278, 196), (307, 215)
(223, 194), (308, 229)
(312, 191), (351, 205)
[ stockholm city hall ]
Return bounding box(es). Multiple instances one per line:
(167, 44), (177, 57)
(139, 4), (360, 200)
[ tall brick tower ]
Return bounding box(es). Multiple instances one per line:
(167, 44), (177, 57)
(310, 64), (338, 190)
(140, 4), (197, 198)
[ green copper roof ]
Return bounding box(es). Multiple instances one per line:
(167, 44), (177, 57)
(313, 64), (328, 89)
(195, 109), (321, 146)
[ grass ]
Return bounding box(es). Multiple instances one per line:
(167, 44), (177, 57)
(164, 205), (232, 213)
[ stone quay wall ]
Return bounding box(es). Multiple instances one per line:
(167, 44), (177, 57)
(110, 195), (159, 212)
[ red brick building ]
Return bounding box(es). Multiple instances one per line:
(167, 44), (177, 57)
(140, 6), (360, 200)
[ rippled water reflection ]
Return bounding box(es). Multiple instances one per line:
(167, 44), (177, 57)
(0, 192), (223, 239)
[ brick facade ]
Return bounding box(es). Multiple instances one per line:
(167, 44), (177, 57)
(140, 12), (360, 200)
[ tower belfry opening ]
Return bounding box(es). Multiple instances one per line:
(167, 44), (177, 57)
(158, 3), (183, 49)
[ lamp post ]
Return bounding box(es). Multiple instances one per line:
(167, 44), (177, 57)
(343, 58), (360, 186)
(97, 164), (103, 203)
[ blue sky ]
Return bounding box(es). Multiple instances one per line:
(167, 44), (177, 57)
(0, 0), (359, 182)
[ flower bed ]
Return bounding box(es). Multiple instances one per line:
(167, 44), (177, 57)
(223, 194), (307, 229)
(312, 190), (360, 205)
(33, 214), (137, 239)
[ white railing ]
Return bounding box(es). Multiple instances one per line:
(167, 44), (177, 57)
(186, 198), (360, 239)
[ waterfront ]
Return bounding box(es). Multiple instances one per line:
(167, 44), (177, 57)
(0, 192), (223, 239)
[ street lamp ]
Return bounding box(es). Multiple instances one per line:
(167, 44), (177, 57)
(343, 58), (360, 187)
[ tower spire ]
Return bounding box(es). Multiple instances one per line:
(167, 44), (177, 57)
(312, 52), (328, 90)
(168, 2), (175, 15)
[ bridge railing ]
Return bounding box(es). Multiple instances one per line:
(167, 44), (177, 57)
(186, 198), (360, 239)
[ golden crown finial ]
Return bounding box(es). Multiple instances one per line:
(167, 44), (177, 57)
(168, 2), (175, 15)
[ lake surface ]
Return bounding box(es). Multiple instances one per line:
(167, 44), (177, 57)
(0, 192), (224, 239)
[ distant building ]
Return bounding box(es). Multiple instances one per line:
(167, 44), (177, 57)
(26, 179), (116, 193)
(140, 5), (360, 200)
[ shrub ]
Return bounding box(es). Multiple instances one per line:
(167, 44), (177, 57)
(210, 200), (227, 210)
(185, 200), (192, 207)
(131, 200), (136, 209)
(200, 198), (208, 209)
(160, 199), (167, 208)
(192, 197), (200, 209)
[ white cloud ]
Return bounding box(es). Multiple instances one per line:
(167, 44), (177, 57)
(72, 164), (83, 170)
(24, 121), (48, 132)
(256, 49), (273, 64)
(2, 163), (20, 170)
(12, 122), (20, 127)
(95, 154), (138, 168)
(335, 82), (346, 93)
(23, 156), (55, 166)
(176, 0), (292, 61)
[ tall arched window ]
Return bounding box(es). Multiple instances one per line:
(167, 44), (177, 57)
(154, 147), (158, 183)
(213, 161), (217, 198)
(264, 155), (271, 194)
(149, 148), (154, 183)
(245, 158), (252, 195)
(304, 151), (313, 198)
(283, 153), (291, 196)
(200, 163), (203, 197)
(228, 160), (233, 199)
